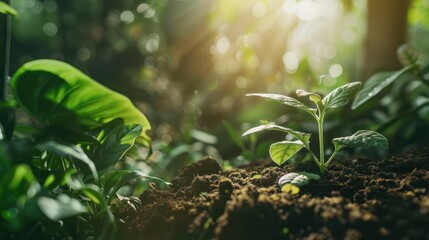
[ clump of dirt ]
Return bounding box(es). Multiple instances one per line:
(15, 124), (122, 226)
(120, 148), (429, 240)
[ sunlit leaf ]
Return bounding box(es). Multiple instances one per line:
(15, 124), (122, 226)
(0, 2), (17, 16)
(296, 89), (322, 103)
(11, 59), (151, 146)
(332, 130), (388, 152)
(242, 123), (311, 148)
(278, 172), (313, 188)
(93, 124), (142, 171)
(81, 185), (106, 207)
(269, 141), (303, 166)
(37, 194), (86, 221)
(322, 82), (361, 110)
(38, 141), (98, 181)
(246, 93), (317, 116)
(281, 184), (300, 194)
(352, 66), (416, 109)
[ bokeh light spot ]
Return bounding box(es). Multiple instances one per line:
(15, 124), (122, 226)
(120, 10), (135, 24)
(43, 22), (58, 37)
(329, 64), (343, 78)
(296, 0), (319, 21)
(235, 77), (248, 89)
(283, 52), (299, 73)
(282, 0), (298, 14)
(252, 2), (267, 18)
(216, 36), (230, 54)
(77, 47), (91, 61)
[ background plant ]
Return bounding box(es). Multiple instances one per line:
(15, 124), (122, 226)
(0, 59), (167, 239)
(352, 44), (429, 152)
(243, 82), (388, 174)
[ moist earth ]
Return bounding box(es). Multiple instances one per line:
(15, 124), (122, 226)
(120, 148), (429, 240)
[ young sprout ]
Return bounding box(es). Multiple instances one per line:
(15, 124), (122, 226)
(243, 82), (388, 174)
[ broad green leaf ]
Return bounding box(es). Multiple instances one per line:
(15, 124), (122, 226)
(39, 141), (98, 181)
(352, 65), (416, 109)
(80, 184), (107, 207)
(322, 82), (361, 110)
(11, 59), (151, 146)
(296, 89), (322, 103)
(242, 124), (311, 148)
(93, 124), (142, 171)
(246, 93), (317, 115)
(397, 44), (421, 67)
(0, 2), (17, 16)
(332, 130), (388, 152)
(37, 194), (86, 221)
(269, 141), (303, 166)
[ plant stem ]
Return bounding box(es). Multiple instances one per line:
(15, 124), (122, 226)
(317, 113), (325, 166)
(324, 151), (338, 167)
(2, 0), (13, 101)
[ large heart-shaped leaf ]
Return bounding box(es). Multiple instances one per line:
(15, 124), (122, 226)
(11, 59), (151, 146)
(332, 130), (388, 152)
(322, 82), (361, 110)
(352, 65), (416, 109)
(242, 124), (311, 148)
(92, 123), (142, 171)
(246, 93), (316, 116)
(269, 141), (303, 166)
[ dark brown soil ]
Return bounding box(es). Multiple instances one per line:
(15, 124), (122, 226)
(120, 148), (429, 240)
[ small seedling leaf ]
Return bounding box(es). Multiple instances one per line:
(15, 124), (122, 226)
(352, 65), (415, 109)
(281, 184), (300, 194)
(296, 89), (322, 103)
(397, 44), (421, 67)
(246, 93), (317, 115)
(298, 172), (321, 181)
(322, 82), (361, 110)
(269, 141), (303, 166)
(242, 123), (311, 147)
(278, 172), (310, 187)
(332, 130), (388, 151)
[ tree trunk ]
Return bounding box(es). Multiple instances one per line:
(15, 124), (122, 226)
(364, 0), (410, 78)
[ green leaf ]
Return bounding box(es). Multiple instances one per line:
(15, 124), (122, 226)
(93, 124), (142, 171)
(38, 141), (98, 181)
(278, 172), (310, 187)
(269, 141), (303, 166)
(246, 93), (317, 116)
(322, 82), (361, 110)
(332, 130), (388, 152)
(352, 66), (415, 109)
(296, 89), (322, 103)
(242, 123), (311, 148)
(37, 194), (86, 221)
(0, 2), (17, 16)
(81, 185), (107, 207)
(11, 59), (151, 146)
(397, 44), (421, 67)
